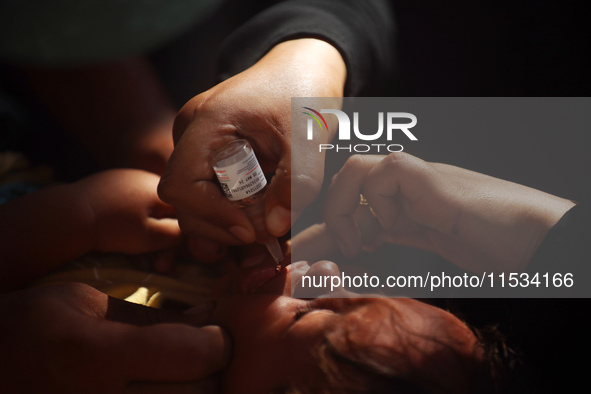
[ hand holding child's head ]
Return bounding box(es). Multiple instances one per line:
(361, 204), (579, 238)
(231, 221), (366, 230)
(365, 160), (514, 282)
(75, 169), (182, 255)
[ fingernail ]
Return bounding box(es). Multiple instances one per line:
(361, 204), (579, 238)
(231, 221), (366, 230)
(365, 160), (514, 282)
(184, 301), (216, 316)
(291, 260), (310, 270)
(266, 205), (291, 235)
(291, 260), (311, 275)
(229, 225), (253, 243)
(241, 254), (266, 268)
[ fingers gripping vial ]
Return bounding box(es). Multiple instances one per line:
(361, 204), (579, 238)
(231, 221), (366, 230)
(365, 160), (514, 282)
(210, 140), (284, 270)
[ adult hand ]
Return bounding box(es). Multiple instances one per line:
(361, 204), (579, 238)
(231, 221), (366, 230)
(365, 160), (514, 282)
(158, 38), (345, 261)
(319, 153), (574, 273)
(0, 283), (230, 393)
(77, 169), (183, 254)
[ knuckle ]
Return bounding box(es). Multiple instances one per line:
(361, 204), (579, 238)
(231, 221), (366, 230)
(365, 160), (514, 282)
(309, 260), (341, 276)
(343, 154), (368, 172)
(382, 151), (433, 179)
(382, 151), (413, 169)
(173, 94), (210, 142)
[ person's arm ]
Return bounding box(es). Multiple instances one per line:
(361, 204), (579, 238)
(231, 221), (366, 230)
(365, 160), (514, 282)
(294, 153), (575, 275)
(158, 0), (395, 261)
(0, 283), (229, 393)
(0, 182), (95, 289)
(217, 0), (395, 96)
(0, 169), (181, 291)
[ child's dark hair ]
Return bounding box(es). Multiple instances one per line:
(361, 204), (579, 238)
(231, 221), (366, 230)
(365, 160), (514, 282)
(469, 323), (522, 394)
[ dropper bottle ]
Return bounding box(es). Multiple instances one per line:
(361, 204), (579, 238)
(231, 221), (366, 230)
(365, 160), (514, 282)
(210, 139), (284, 271)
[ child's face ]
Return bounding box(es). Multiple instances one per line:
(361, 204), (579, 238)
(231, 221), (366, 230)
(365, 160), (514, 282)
(210, 262), (481, 393)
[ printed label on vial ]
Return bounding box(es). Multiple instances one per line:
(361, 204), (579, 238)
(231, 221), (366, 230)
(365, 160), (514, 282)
(213, 150), (266, 201)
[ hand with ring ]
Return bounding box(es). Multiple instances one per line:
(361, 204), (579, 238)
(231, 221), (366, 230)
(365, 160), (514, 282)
(295, 153), (574, 274)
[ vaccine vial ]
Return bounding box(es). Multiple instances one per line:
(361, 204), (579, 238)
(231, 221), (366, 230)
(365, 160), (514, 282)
(210, 139), (284, 268)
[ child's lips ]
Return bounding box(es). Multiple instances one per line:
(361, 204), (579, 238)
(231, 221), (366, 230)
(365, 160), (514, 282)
(235, 264), (279, 294)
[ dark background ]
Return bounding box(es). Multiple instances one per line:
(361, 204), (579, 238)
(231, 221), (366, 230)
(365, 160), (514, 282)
(386, 2), (590, 392)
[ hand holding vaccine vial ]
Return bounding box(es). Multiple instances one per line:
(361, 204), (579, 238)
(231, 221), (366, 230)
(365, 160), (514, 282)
(210, 139), (284, 269)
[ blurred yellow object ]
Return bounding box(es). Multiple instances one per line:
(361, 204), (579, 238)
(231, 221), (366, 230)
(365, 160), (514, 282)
(35, 253), (216, 309)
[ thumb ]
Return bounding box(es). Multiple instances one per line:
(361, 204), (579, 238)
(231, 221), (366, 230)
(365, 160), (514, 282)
(101, 297), (231, 381)
(107, 323), (231, 382)
(291, 223), (339, 263)
(264, 146), (325, 237)
(264, 164), (292, 237)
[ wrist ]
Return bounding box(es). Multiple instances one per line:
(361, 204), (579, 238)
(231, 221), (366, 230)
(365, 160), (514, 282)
(254, 38), (347, 97)
(255, 39), (345, 144)
(497, 193), (576, 272)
